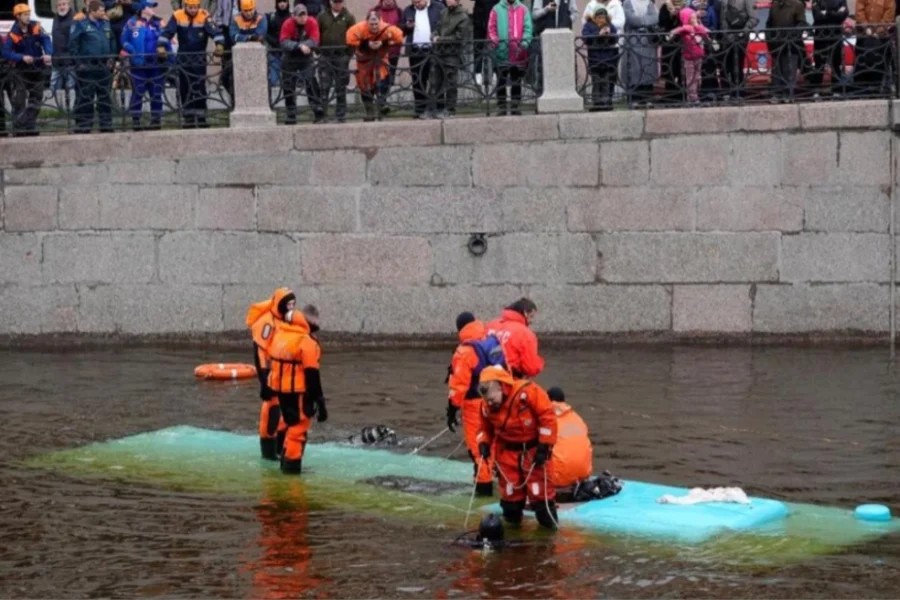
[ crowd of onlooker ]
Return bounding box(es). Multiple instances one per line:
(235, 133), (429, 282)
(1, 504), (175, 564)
(0, 0), (897, 135)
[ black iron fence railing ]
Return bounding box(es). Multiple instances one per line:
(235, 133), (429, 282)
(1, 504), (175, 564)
(267, 40), (541, 123)
(0, 51), (232, 136)
(575, 23), (897, 110)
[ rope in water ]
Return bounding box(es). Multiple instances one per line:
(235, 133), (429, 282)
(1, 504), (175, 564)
(408, 427), (449, 455)
(463, 456), (483, 530)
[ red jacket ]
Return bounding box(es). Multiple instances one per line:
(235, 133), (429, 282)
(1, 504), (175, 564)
(486, 309), (544, 378)
(280, 15), (320, 52)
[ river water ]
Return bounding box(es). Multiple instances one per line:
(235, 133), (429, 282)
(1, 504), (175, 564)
(0, 344), (898, 598)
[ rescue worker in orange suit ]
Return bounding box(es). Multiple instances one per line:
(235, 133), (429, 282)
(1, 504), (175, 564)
(486, 298), (545, 379)
(546, 387), (593, 495)
(246, 288), (311, 461)
(476, 366), (559, 529)
(446, 311), (507, 497)
(267, 304), (327, 474)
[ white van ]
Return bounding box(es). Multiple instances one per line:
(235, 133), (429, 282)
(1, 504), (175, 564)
(1, 0), (56, 38)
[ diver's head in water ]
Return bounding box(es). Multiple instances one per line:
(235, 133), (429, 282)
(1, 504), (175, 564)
(476, 513), (505, 545)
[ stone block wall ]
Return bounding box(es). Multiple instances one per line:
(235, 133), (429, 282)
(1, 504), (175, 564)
(0, 100), (896, 338)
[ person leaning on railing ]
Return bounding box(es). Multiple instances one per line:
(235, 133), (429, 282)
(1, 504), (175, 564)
(1, 4), (53, 136)
(346, 9), (404, 120)
(854, 0), (895, 95)
(69, 0), (115, 133)
(280, 3), (325, 124)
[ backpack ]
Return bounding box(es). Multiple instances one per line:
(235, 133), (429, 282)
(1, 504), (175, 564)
(463, 335), (508, 398)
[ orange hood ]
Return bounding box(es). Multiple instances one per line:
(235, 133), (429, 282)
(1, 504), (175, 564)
(245, 287), (295, 327)
(479, 365), (515, 386)
(498, 308), (527, 326)
(457, 320), (486, 343)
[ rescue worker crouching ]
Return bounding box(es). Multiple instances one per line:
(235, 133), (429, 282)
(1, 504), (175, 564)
(476, 366), (559, 529)
(267, 303), (327, 475)
(487, 298), (545, 379)
(246, 287), (309, 461)
(447, 311), (507, 497)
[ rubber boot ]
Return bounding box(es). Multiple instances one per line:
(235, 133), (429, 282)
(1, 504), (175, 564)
(276, 431), (286, 457)
(363, 101), (376, 122)
(475, 481), (494, 497)
(260, 437), (278, 461)
(500, 500), (525, 526)
(281, 457), (302, 475)
(533, 501), (559, 530)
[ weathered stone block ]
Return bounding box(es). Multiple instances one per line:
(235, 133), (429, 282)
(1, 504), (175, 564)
(58, 187), (100, 230)
(803, 186), (889, 232)
(43, 233), (156, 284)
(3, 187), (57, 231)
(0, 233), (42, 284)
(500, 188), (567, 232)
(694, 187), (803, 232)
(753, 283), (887, 332)
(99, 185), (196, 230)
(601, 140), (650, 186)
(4, 164), (107, 185)
(368, 146), (472, 186)
(431, 234), (596, 284)
(597, 233), (780, 283)
(78, 284), (224, 333)
(645, 107), (739, 134)
(176, 154), (312, 185)
(782, 132), (838, 185)
(728, 134), (782, 186)
(197, 187), (256, 230)
(359, 188), (501, 233)
(0, 285), (78, 334)
(567, 188), (693, 232)
(673, 284), (751, 332)
(473, 142), (599, 187)
(781, 233), (889, 282)
(159, 232), (298, 284)
(558, 111), (644, 141)
(0, 134), (129, 168)
(799, 100), (889, 130)
(258, 187), (357, 232)
(523, 284), (671, 332)
(129, 128), (293, 159)
(650, 135), (729, 185)
(444, 114), (559, 145)
(300, 235), (432, 284)
(737, 104), (800, 132)
(308, 150), (367, 185)
(837, 131), (891, 185)
(293, 119), (442, 151)
(108, 160), (177, 184)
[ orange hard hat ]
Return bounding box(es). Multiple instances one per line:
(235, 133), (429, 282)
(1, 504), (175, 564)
(184, 0), (201, 6)
(13, 3), (30, 15)
(239, 0), (256, 10)
(479, 365), (514, 387)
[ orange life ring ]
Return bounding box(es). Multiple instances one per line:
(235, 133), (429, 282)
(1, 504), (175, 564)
(194, 363), (257, 380)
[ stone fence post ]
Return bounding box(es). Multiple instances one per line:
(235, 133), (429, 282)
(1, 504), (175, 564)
(537, 28), (584, 113)
(230, 42), (276, 128)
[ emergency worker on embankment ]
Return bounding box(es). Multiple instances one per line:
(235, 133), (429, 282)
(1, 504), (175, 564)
(267, 304), (327, 475)
(476, 366), (559, 529)
(446, 311), (507, 497)
(487, 298), (545, 378)
(546, 387), (594, 498)
(245, 288), (310, 461)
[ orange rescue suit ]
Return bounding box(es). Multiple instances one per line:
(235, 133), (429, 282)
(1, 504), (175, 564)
(477, 380), (558, 504)
(486, 309), (545, 378)
(447, 320), (494, 485)
(550, 402), (593, 488)
(345, 20), (404, 93)
(266, 317), (322, 466)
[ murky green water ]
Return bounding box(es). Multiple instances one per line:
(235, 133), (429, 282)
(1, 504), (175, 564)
(0, 345), (898, 598)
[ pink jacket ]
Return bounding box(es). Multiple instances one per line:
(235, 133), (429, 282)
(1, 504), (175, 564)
(671, 7), (709, 61)
(488, 1), (532, 66)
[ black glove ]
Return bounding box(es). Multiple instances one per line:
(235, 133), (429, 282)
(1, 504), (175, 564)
(316, 397), (328, 423)
(533, 443), (551, 467)
(446, 403), (459, 432)
(478, 442), (491, 460)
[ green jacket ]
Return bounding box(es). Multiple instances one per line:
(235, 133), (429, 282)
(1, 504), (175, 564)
(436, 4), (472, 57)
(318, 7), (356, 53)
(490, 0), (532, 64)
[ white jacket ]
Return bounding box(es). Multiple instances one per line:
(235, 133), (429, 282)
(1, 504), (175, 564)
(583, 0), (625, 29)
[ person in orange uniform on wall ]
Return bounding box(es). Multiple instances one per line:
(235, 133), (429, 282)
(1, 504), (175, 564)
(486, 298), (545, 378)
(475, 366), (559, 529)
(546, 387), (593, 494)
(446, 311), (507, 497)
(267, 304), (327, 475)
(246, 288), (309, 461)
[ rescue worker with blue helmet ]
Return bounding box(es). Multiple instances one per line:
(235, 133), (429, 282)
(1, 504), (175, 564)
(120, 0), (172, 130)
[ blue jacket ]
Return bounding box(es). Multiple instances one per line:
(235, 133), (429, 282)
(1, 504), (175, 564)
(1, 21), (53, 65)
(581, 20), (618, 66)
(69, 16), (116, 59)
(121, 15), (172, 66)
(694, 0), (719, 30)
(160, 8), (223, 54)
(229, 12), (267, 43)
(401, 2), (445, 45)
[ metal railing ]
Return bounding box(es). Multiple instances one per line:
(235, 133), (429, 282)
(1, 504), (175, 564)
(0, 51), (232, 136)
(266, 40), (542, 123)
(575, 23), (897, 109)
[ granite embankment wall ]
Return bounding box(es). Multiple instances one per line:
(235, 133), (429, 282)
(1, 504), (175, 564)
(0, 100), (897, 339)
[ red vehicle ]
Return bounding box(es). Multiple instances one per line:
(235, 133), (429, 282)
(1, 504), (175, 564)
(745, 1), (857, 85)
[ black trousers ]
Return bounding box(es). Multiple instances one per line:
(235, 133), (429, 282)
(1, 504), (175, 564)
(74, 68), (113, 133)
(409, 46), (432, 115)
(9, 68), (45, 133)
(283, 61), (323, 123)
(809, 35), (844, 91)
(589, 62), (616, 109)
(496, 64), (524, 112)
(723, 37), (748, 96)
(319, 52), (350, 118)
(178, 59), (209, 125)
(430, 55), (461, 113)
